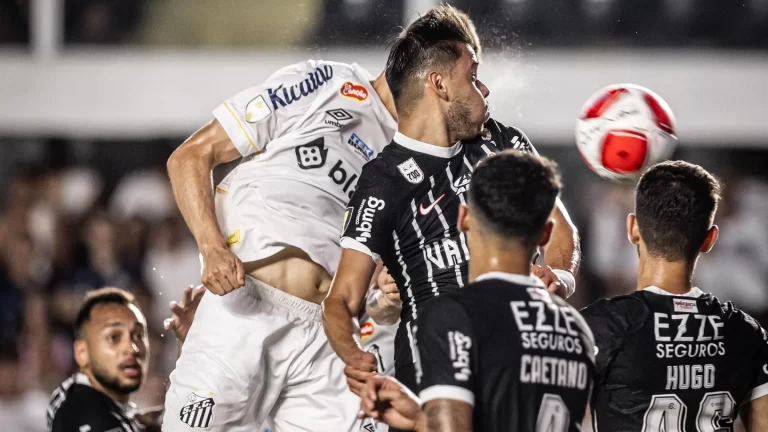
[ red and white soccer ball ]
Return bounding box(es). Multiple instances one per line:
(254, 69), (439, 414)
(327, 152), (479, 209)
(576, 84), (678, 183)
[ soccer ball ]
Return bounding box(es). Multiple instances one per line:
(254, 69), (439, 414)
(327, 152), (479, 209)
(576, 84), (678, 183)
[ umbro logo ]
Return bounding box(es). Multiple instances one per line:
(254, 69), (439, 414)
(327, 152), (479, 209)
(419, 194), (445, 216)
(325, 109), (353, 128)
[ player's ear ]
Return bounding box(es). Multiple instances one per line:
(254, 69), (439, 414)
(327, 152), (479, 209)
(627, 213), (641, 245)
(427, 70), (449, 102)
(73, 339), (89, 369)
(538, 220), (554, 247)
(457, 204), (470, 233)
(700, 225), (719, 254)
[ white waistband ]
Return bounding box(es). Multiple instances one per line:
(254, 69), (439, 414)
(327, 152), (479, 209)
(242, 276), (323, 322)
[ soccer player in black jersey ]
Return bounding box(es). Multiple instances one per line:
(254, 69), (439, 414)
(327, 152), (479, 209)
(47, 288), (161, 432)
(581, 161), (768, 431)
(322, 5), (580, 404)
(358, 150), (595, 431)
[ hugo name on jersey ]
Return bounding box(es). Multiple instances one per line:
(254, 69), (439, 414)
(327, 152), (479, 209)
(581, 287), (768, 432)
(212, 60), (397, 275)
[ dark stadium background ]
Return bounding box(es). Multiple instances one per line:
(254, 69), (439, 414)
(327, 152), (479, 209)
(1, 1), (766, 430)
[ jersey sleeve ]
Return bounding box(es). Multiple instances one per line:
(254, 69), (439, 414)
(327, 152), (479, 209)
(339, 164), (395, 262)
(414, 296), (476, 407)
(212, 60), (332, 157)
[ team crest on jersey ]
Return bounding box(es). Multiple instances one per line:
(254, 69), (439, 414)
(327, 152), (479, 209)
(179, 393), (215, 428)
(481, 128), (492, 141)
(245, 95), (272, 123)
(397, 158), (424, 184)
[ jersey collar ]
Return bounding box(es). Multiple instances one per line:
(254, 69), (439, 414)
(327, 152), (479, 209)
(394, 132), (463, 158)
(475, 271), (546, 288)
(644, 286), (705, 298)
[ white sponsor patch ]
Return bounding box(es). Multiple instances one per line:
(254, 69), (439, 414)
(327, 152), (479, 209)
(397, 157), (424, 184)
(673, 298), (698, 313)
(245, 95), (272, 123)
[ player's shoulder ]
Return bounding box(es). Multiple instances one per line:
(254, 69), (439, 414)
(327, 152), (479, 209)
(49, 378), (114, 424)
(581, 294), (649, 333)
(357, 143), (423, 191)
(476, 118), (536, 153)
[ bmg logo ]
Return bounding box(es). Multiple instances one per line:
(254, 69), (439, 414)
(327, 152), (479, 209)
(296, 138), (328, 170)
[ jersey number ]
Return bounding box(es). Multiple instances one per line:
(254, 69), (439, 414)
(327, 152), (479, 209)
(641, 391), (736, 432)
(536, 393), (570, 432)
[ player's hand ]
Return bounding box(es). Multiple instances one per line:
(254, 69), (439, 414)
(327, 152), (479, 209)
(200, 244), (245, 295)
(164, 285), (206, 343)
(359, 375), (421, 430)
(532, 264), (567, 298)
(376, 266), (401, 308)
(344, 350), (378, 397)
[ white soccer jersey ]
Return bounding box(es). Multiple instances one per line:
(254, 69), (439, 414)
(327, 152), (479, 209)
(213, 60), (397, 275)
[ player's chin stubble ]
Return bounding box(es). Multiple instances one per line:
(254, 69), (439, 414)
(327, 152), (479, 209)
(447, 98), (482, 142)
(92, 363), (141, 396)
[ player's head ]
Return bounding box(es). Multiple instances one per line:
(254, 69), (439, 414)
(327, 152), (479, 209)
(74, 287), (148, 399)
(385, 5), (489, 141)
(629, 161), (721, 262)
(459, 150), (562, 257)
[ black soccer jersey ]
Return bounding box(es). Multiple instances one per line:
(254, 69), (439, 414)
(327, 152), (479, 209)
(47, 373), (142, 432)
(581, 286), (768, 432)
(340, 118), (535, 373)
(414, 272), (595, 432)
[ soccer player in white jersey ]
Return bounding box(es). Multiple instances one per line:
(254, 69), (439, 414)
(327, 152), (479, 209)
(161, 60), (398, 431)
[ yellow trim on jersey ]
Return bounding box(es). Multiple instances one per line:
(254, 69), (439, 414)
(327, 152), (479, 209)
(215, 186), (228, 194)
(224, 102), (260, 154)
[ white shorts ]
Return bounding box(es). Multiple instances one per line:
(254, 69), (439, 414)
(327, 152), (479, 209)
(162, 277), (371, 432)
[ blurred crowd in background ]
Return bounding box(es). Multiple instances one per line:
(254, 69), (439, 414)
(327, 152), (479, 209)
(2, 0), (768, 48)
(1, 1), (768, 431)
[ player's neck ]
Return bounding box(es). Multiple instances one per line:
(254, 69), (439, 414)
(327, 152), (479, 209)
(397, 103), (453, 148)
(637, 257), (696, 295)
(370, 75), (397, 121)
(84, 370), (130, 404)
(469, 245), (533, 283)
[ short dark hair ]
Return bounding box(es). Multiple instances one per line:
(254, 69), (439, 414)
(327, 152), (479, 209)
(74, 287), (138, 339)
(468, 150), (562, 248)
(385, 5), (481, 113)
(635, 161), (721, 261)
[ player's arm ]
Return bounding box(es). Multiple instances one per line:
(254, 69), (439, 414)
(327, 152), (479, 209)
(168, 62), (307, 295)
(544, 197), (580, 281)
(167, 120), (244, 295)
(415, 297), (477, 431)
(366, 264), (401, 325)
(324, 175), (395, 391)
(323, 248), (378, 362)
(421, 399), (473, 432)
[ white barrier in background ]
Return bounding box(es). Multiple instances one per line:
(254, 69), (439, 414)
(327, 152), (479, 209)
(0, 48), (767, 146)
